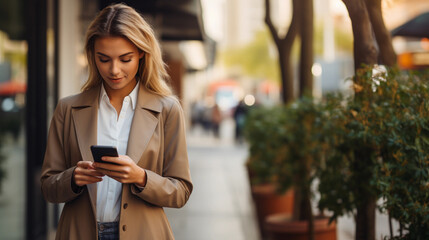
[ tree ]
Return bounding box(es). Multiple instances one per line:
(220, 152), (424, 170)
(265, 0), (316, 238)
(298, 0), (314, 97)
(220, 29), (280, 82)
(340, 1), (397, 240)
(342, 0), (378, 72)
(342, 0), (397, 73)
(265, 0), (300, 103)
(364, 0), (397, 66)
(265, 0), (314, 102)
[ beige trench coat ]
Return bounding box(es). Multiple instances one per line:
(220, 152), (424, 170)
(41, 84), (193, 239)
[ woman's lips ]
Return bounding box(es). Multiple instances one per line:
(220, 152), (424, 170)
(110, 77), (123, 83)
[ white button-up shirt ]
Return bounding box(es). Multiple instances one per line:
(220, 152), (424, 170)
(88, 82), (139, 223)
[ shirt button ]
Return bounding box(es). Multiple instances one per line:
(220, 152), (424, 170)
(123, 203), (128, 209)
(122, 225), (127, 231)
(99, 224), (105, 231)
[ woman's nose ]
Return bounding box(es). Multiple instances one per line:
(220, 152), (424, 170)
(110, 61), (120, 76)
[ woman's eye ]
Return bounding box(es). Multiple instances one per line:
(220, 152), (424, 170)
(99, 58), (109, 63)
(121, 59), (132, 63)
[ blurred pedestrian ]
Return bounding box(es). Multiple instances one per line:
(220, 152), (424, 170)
(40, 4), (192, 240)
(233, 100), (248, 143)
(211, 103), (222, 138)
(190, 99), (205, 130)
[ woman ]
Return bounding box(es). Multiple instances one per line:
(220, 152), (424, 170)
(41, 3), (192, 240)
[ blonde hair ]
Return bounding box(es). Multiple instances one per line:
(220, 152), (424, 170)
(82, 3), (172, 96)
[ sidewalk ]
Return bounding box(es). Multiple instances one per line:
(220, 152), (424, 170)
(165, 119), (260, 240)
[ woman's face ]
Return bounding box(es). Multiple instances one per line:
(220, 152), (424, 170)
(94, 36), (143, 95)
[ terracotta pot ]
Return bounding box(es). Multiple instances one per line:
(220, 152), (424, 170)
(251, 184), (294, 238)
(264, 214), (337, 240)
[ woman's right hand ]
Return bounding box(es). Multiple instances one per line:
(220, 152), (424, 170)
(73, 161), (105, 187)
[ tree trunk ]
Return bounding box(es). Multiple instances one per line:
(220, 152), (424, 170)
(355, 193), (377, 240)
(364, 0), (397, 67)
(265, 0), (300, 103)
(292, 156), (314, 240)
(292, 187), (314, 240)
(342, 0), (377, 73)
(307, 193), (315, 240)
(278, 45), (295, 104)
(299, 0), (314, 97)
(342, 1), (377, 240)
(352, 147), (377, 240)
(293, 188), (312, 221)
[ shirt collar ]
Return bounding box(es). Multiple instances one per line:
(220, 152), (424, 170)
(129, 81), (139, 110)
(99, 81), (140, 110)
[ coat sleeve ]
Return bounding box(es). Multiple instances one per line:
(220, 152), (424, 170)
(40, 100), (82, 203)
(131, 99), (193, 208)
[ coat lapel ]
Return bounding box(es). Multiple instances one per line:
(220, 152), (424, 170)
(71, 86), (100, 218)
(126, 85), (163, 165)
(69, 84), (163, 219)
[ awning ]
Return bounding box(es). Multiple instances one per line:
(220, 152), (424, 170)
(391, 12), (429, 39)
(98, 0), (205, 41)
(0, 81), (26, 95)
(98, 0), (216, 69)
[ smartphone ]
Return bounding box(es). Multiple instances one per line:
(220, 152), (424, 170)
(90, 145), (119, 165)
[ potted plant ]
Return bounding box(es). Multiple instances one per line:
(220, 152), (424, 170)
(375, 69), (429, 239)
(261, 97), (337, 240)
(317, 66), (393, 240)
(317, 67), (429, 240)
(244, 106), (295, 238)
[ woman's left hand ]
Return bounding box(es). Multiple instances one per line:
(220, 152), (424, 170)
(93, 155), (146, 187)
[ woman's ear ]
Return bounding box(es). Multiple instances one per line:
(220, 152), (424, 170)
(139, 51), (145, 59)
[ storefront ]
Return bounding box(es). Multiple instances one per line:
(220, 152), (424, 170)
(0, 0), (59, 239)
